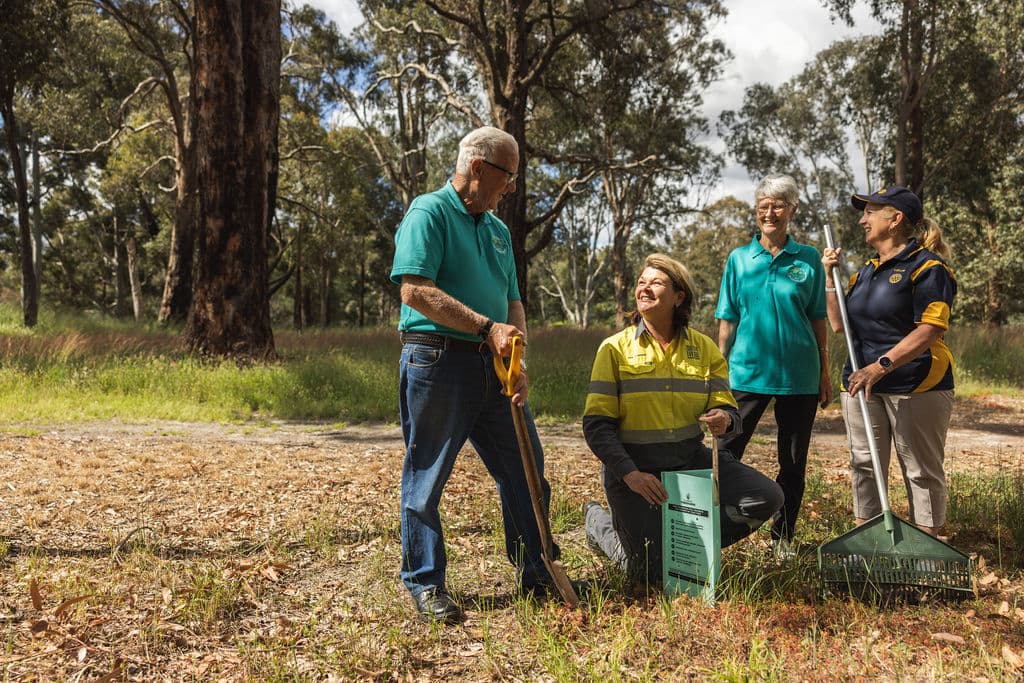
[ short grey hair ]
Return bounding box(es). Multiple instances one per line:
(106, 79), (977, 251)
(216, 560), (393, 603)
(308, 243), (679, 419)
(455, 126), (517, 176)
(755, 173), (800, 206)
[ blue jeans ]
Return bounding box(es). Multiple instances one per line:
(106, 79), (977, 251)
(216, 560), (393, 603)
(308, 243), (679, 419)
(399, 341), (556, 596)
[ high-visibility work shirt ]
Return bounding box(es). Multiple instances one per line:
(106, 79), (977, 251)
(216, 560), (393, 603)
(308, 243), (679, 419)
(715, 234), (827, 394)
(583, 322), (739, 480)
(390, 182), (520, 342)
(842, 238), (956, 393)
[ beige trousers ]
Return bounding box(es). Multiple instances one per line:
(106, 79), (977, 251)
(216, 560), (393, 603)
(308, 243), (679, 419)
(840, 389), (954, 527)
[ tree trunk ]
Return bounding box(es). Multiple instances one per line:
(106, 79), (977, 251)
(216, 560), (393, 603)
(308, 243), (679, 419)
(30, 129), (42, 308)
(1, 100), (37, 327)
(185, 0), (280, 360)
(158, 137), (198, 324)
(611, 224), (630, 329)
(125, 232), (144, 320)
(292, 221), (303, 330)
(113, 215), (127, 317)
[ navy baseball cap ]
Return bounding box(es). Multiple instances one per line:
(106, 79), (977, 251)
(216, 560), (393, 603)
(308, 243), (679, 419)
(851, 185), (923, 224)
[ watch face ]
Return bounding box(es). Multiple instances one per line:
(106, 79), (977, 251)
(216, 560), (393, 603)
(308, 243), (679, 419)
(879, 356), (893, 368)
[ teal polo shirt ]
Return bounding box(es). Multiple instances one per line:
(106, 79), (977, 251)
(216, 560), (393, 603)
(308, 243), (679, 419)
(715, 234), (827, 395)
(390, 182), (520, 342)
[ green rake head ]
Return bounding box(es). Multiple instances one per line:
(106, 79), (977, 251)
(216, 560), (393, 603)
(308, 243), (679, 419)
(818, 512), (975, 604)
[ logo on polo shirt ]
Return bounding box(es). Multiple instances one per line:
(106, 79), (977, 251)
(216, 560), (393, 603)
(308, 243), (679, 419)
(785, 264), (808, 283)
(889, 273), (903, 284)
(492, 236), (508, 254)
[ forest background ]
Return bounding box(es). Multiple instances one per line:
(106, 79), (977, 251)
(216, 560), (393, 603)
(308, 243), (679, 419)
(1, 0), (1022, 345)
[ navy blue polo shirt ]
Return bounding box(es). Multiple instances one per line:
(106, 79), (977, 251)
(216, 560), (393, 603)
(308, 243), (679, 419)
(842, 238), (956, 393)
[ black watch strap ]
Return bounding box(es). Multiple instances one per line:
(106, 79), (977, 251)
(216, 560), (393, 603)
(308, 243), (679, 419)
(478, 319), (494, 339)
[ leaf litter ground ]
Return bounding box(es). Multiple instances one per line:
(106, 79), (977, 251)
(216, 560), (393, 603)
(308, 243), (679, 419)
(0, 395), (1021, 680)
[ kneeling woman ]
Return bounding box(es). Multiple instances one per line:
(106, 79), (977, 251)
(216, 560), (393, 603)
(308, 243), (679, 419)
(583, 253), (784, 587)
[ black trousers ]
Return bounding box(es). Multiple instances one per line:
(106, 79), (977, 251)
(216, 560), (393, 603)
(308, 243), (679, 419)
(595, 444), (783, 586)
(717, 391), (819, 542)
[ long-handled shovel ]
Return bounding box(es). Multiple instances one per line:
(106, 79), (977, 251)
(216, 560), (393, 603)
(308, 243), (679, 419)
(493, 337), (580, 606)
(817, 224), (973, 602)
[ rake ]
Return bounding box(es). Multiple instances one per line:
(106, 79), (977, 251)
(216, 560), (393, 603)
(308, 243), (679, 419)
(493, 337), (580, 606)
(817, 224), (974, 603)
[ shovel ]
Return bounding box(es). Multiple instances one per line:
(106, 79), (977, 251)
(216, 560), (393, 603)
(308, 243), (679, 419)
(816, 223), (973, 602)
(493, 337), (580, 606)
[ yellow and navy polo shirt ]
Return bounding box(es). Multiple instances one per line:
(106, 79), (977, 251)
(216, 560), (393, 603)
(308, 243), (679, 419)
(842, 238), (956, 393)
(583, 321), (738, 479)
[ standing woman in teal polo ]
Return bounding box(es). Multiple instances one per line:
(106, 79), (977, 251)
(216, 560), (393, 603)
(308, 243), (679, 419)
(715, 174), (831, 557)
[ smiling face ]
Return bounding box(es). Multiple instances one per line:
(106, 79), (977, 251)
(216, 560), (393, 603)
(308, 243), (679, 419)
(859, 201), (901, 247)
(755, 195), (797, 240)
(470, 142), (519, 213)
(635, 266), (685, 324)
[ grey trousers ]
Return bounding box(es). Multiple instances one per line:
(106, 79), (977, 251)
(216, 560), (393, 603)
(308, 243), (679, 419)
(585, 445), (783, 585)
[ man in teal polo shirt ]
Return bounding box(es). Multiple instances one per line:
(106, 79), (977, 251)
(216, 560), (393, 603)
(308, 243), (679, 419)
(715, 174), (831, 558)
(390, 126), (566, 624)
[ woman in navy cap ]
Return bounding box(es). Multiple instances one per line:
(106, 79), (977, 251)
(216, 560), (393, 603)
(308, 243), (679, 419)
(821, 185), (956, 537)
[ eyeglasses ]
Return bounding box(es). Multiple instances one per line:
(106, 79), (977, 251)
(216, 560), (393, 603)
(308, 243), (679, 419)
(756, 202), (791, 216)
(482, 159), (518, 184)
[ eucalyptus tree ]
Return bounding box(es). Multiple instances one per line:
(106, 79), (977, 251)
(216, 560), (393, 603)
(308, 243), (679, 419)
(534, 189), (612, 328)
(719, 55), (860, 249)
(918, 2), (1024, 326)
(183, 0), (280, 359)
(669, 195), (751, 329)
(33, 7), (165, 318)
(379, 0), (727, 309)
(533, 3), (727, 325)
(92, 0), (199, 324)
(0, 0), (69, 326)
(284, 2), (460, 211)
(823, 0), (979, 195)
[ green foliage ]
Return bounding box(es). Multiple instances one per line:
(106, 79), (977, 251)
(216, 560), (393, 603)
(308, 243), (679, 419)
(669, 195), (753, 325)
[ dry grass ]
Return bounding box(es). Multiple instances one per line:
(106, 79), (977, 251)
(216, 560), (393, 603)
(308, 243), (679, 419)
(1, 414), (1022, 681)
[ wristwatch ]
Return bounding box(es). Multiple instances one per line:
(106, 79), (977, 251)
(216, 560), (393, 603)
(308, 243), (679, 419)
(477, 319), (494, 339)
(878, 355), (893, 372)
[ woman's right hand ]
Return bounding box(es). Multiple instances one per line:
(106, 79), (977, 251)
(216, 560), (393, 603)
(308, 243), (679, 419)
(623, 470), (668, 506)
(821, 247), (842, 273)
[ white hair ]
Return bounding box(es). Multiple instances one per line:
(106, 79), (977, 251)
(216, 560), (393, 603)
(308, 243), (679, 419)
(455, 126), (517, 176)
(755, 173), (800, 206)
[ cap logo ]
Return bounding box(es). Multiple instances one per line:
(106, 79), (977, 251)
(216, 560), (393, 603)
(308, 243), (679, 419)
(877, 187), (888, 194)
(889, 273), (902, 284)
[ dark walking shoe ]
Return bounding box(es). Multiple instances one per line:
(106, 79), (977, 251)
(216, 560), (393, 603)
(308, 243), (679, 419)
(412, 587), (463, 625)
(519, 578), (592, 601)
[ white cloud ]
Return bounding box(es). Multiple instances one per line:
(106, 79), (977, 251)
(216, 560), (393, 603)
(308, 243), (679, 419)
(302, 0), (363, 35)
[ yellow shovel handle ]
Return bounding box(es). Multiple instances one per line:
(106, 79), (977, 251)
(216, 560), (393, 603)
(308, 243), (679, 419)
(492, 336), (522, 395)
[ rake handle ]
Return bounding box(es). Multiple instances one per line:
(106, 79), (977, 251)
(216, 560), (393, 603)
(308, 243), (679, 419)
(823, 225), (893, 528)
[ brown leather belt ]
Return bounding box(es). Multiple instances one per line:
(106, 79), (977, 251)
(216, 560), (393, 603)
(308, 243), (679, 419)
(400, 331), (486, 353)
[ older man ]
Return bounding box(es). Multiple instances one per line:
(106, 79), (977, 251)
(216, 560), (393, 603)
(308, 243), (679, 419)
(390, 126), (566, 624)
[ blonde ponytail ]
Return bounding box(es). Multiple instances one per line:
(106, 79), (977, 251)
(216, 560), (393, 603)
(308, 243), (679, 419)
(918, 218), (950, 259)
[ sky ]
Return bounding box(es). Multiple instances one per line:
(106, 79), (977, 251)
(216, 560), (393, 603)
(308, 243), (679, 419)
(303, 0), (883, 202)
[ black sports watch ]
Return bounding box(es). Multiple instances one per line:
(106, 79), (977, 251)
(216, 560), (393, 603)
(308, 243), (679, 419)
(478, 318), (494, 339)
(878, 355), (893, 372)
